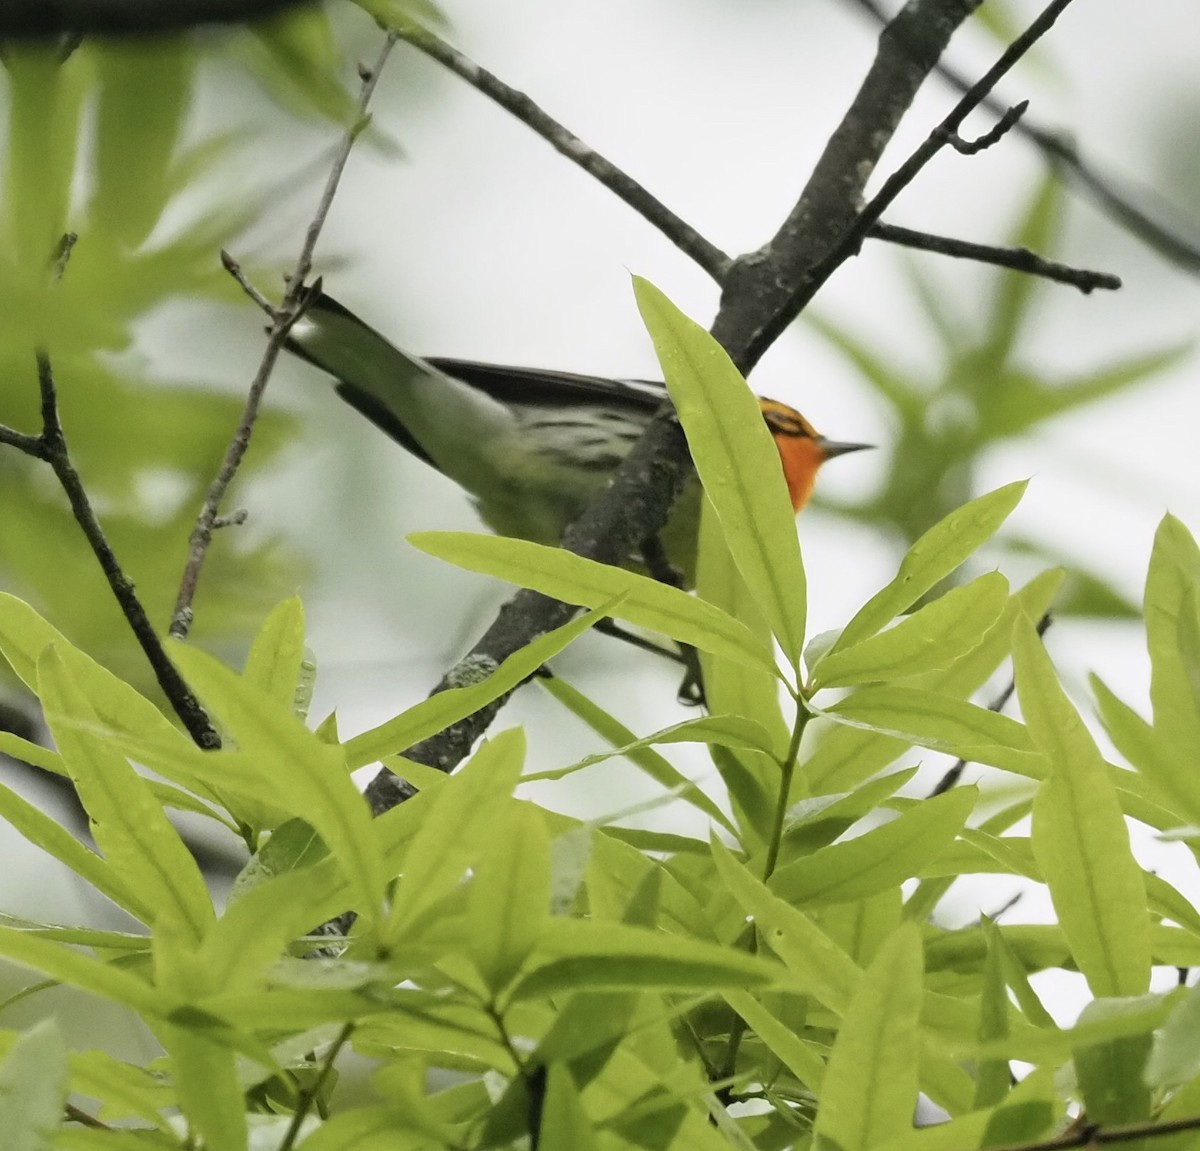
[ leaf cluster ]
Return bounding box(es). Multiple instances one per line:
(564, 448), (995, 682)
(0, 280), (1196, 1150)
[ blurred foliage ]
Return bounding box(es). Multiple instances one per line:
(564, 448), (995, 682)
(0, 7), (394, 713)
(806, 174), (1191, 618)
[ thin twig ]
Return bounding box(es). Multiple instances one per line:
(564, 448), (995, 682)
(940, 98), (1029, 154)
(64, 1102), (110, 1130)
(845, 0), (1200, 273)
(737, 0), (1082, 370)
(391, 22), (732, 284)
(930, 613), (1052, 796)
(32, 355), (221, 749)
(868, 221), (1121, 292)
(169, 31), (398, 640)
(277, 1023), (354, 1151)
(985, 1114), (1200, 1151)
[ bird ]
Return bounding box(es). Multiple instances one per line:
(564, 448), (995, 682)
(284, 291), (872, 589)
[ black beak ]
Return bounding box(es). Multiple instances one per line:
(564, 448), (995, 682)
(818, 439), (874, 460)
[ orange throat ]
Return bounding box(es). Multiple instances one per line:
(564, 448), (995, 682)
(774, 433), (826, 513)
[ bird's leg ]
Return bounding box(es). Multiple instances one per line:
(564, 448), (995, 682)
(639, 535), (685, 588)
(640, 535), (706, 707)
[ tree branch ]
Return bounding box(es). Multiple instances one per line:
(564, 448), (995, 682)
(868, 221), (1121, 292)
(846, 0), (1200, 274)
(392, 22), (732, 284)
(357, 0), (1006, 807)
(169, 30), (399, 641)
(350, 0), (1084, 816)
(733, 0), (1082, 372)
(0, 353), (220, 748)
(0, 0), (311, 35)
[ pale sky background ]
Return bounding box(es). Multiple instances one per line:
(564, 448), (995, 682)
(3, 0), (1199, 1046)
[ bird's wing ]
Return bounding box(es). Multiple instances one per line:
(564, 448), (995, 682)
(423, 357), (667, 414)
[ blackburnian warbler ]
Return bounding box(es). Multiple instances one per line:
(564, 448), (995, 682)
(286, 293), (870, 585)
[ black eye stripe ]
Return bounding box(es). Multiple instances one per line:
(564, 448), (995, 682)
(763, 409), (814, 438)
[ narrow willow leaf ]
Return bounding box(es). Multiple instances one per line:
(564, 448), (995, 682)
(1017, 618), (1151, 997)
(91, 39), (192, 248)
(0, 1018), (67, 1151)
(831, 481), (1028, 655)
(724, 989), (826, 1090)
(410, 532), (779, 679)
(633, 276), (807, 664)
(1146, 982), (1200, 1087)
(162, 1022), (248, 1151)
(0, 779), (152, 926)
(823, 685), (1044, 778)
(248, 4), (359, 123)
(388, 728), (527, 940)
(38, 648), (213, 945)
(781, 768), (919, 861)
(975, 920), (1012, 1109)
(711, 836), (861, 1014)
(168, 642), (386, 926)
(4, 47), (84, 270)
(0, 928), (164, 1016)
(346, 600), (615, 768)
(814, 924), (923, 1151)
(469, 803), (551, 995)
(769, 787), (977, 907)
(533, 673), (744, 832)
(1090, 673), (1190, 821)
(509, 916), (782, 1001)
(537, 1064), (598, 1151)
(1073, 998), (1154, 1125)
(811, 572), (1008, 690)
(242, 596), (306, 711)
(803, 568), (1063, 796)
(1143, 515), (1200, 819)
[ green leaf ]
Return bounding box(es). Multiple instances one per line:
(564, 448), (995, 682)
(780, 768), (919, 860)
(0, 777), (153, 927)
(37, 647), (213, 945)
(811, 572), (1009, 689)
(1146, 982), (1200, 1087)
(537, 1064), (598, 1151)
(161, 1020), (248, 1151)
(725, 988), (826, 1090)
(0, 1018), (68, 1151)
(975, 920), (1012, 1109)
(410, 532), (779, 678)
(830, 481), (1027, 655)
(468, 803), (551, 994)
(823, 685), (1043, 778)
(1141, 515), (1200, 822)
(803, 567), (1063, 796)
(345, 599), (620, 768)
(0, 928), (164, 1017)
(387, 728), (527, 940)
(814, 924), (923, 1151)
(242, 596), (307, 712)
(352, 0), (448, 32)
(509, 917), (783, 1001)
(3, 46), (84, 271)
(90, 39), (193, 249)
(167, 641), (386, 926)
(633, 276), (807, 664)
(1017, 618), (1151, 997)
(533, 673), (745, 832)
(244, 4), (358, 123)
(1073, 998), (1154, 1125)
(769, 787), (977, 907)
(712, 836), (860, 1014)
